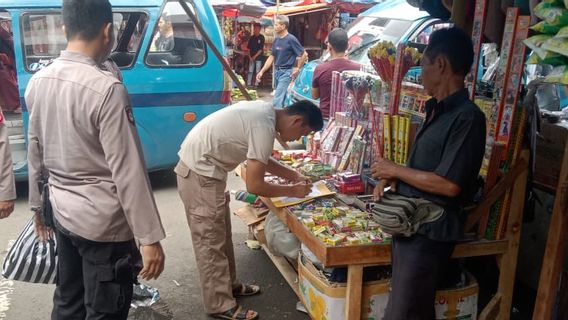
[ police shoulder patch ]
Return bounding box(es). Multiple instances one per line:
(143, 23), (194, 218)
(125, 106), (135, 125)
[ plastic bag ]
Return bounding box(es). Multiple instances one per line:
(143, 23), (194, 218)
(544, 65), (568, 84)
(556, 25), (568, 38)
(264, 211), (300, 260)
(524, 34), (553, 57)
(527, 52), (568, 66)
(531, 21), (563, 34)
(542, 36), (568, 58)
(534, 2), (568, 25)
(1, 218), (57, 284)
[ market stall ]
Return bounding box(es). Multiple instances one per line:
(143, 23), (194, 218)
(232, 0), (568, 318)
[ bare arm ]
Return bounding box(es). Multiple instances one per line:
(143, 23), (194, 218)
(257, 55), (274, 78)
(296, 51), (308, 68)
(311, 88), (320, 99)
(246, 159), (311, 198)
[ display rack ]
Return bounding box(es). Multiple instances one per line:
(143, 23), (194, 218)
(237, 150), (528, 319)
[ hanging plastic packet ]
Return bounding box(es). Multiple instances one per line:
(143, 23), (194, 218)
(534, 2), (568, 25)
(526, 52), (568, 66)
(542, 36), (568, 57)
(524, 34), (553, 57)
(544, 65), (568, 84)
(531, 20), (564, 34)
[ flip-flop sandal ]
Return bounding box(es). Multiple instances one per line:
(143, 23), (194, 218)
(232, 284), (261, 297)
(211, 305), (258, 320)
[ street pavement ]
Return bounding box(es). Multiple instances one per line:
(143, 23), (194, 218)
(0, 170), (310, 320)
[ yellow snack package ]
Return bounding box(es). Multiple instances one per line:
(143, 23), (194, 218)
(524, 34), (553, 58)
(542, 36), (568, 57)
(556, 25), (568, 38)
(544, 65), (568, 84)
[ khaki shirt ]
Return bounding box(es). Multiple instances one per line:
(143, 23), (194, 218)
(178, 100), (276, 181)
(25, 51), (165, 245)
(0, 108), (16, 201)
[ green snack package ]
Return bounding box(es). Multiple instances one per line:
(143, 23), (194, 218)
(526, 52), (568, 66)
(531, 21), (563, 34)
(534, 2), (568, 25)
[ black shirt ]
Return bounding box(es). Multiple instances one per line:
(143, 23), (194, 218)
(397, 89), (486, 241)
(248, 34), (265, 61)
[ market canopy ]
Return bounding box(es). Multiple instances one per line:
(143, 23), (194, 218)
(325, 0), (386, 14)
(263, 1), (329, 17)
(210, 0), (267, 18)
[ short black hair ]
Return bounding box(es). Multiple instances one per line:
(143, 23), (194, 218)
(62, 0), (113, 41)
(328, 28), (348, 52)
(285, 100), (324, 132)
(424, 27), (474, 76)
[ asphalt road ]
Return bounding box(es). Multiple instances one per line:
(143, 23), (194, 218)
(0, 170), (310, 320)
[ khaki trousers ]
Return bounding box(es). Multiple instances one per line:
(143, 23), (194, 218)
(175, 161), (238, 314)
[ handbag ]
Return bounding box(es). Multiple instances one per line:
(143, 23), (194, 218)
(370, 193), (445, 236)
(2, 218), (57, 284)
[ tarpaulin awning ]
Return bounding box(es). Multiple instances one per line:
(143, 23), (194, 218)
(325, 0), (385, 14)
(211, 0), (267, 18)
(263, 1), (330, 17)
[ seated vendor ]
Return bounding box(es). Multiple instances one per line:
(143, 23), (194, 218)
(371, 27), (486, 319)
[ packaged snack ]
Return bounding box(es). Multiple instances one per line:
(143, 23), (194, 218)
(542, 36), (568, 57)
(531, 20), (563, 34)
(524, 34), (553, 57)
(534, 2), (568, 25)
(556, 25), (568, 38)
(526, 52), (568, 66)
(544, 65), (568, 84)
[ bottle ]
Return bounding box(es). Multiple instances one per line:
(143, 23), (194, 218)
(232, 190), (258, 204)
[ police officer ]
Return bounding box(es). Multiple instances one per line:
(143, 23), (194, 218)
(0, 105), (15, 219)
(25, 1), (166, 319)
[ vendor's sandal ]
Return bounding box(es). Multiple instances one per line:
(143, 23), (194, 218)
(232, 284), (261, 297)
(212, 305), (259, 320)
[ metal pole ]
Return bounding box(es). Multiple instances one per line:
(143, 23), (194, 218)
(179, 0), (252, 100)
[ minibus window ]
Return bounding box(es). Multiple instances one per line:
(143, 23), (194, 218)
(145, 0), (206, 67)
(21, 11), (147, 72)
(21, 13), (66, 72)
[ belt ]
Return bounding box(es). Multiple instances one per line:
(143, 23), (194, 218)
(275, 65), (293, 70)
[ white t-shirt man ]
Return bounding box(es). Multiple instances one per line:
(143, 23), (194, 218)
(178, 100), (276, 181)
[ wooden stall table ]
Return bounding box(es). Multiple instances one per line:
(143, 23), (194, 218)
(236, 151), (529, 320)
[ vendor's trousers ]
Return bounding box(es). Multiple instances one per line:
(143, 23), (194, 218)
(175, 161), (238, 314)
(52, 219), (141, 320)
(383, 234), (456, 320)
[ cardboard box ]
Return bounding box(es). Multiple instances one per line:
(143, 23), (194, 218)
(298, 254), (478, 320)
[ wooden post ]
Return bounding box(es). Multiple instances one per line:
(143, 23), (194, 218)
(178, 0), (252, 100)
(345, 264), (364, 320)
(496, 150), (529, 319)
(533, 138), (568, 319)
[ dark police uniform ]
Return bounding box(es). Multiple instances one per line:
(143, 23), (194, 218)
(384, 89), (486, 320)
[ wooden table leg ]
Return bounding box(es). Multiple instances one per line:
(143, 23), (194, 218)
(346, 264), (364, 320)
